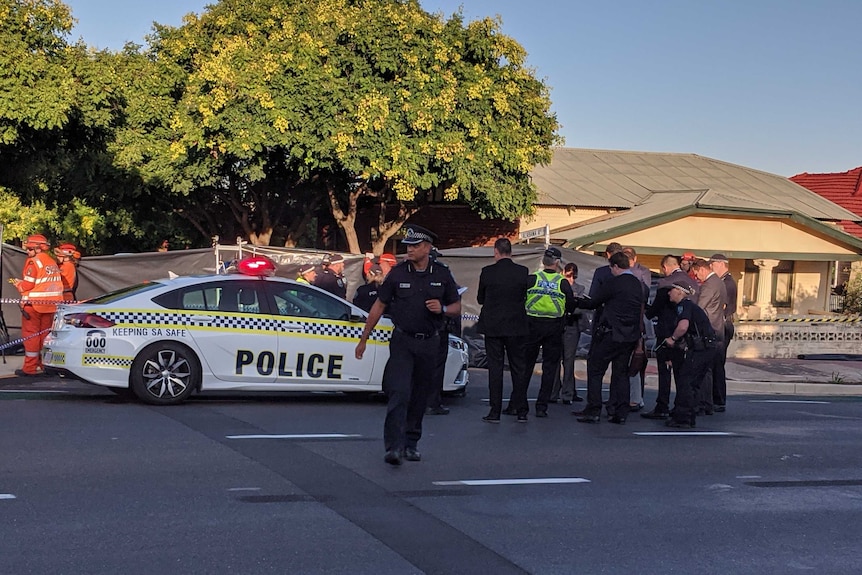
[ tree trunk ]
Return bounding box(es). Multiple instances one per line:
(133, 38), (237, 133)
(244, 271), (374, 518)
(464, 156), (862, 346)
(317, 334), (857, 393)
(369, 200), (418, 254)
(326, 182), (361, 254)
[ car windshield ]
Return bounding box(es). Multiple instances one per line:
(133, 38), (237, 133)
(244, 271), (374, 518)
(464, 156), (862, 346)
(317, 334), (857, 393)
(88, 281), (165, 304)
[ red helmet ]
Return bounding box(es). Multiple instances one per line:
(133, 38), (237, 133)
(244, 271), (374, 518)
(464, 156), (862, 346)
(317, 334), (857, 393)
(55, 243), (80, 259)
(24, 234), (50, 249)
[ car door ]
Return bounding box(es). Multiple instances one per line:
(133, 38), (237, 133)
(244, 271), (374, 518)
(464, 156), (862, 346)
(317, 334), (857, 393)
(172, 280), (279, 383)
(264, 281), (376, 387)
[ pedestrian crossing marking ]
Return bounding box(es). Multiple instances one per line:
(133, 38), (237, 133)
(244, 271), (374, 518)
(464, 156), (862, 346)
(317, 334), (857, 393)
(433, 478), (590, 486)
(226, 433), (362, 439)
(634, 431), (737, 436)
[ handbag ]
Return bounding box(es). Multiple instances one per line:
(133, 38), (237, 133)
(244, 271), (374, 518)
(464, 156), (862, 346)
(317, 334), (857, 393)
(628, 338), (646, 376)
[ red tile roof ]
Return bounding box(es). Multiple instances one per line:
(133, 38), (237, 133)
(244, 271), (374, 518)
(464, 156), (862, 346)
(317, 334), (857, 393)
(790, 167), (862, 238)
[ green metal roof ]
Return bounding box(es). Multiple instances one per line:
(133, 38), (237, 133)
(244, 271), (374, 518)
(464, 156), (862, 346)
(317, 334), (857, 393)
(531, 148), (861, 221)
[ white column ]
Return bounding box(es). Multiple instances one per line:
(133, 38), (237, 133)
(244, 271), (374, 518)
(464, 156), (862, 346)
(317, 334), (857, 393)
(752, 259), (780, 319)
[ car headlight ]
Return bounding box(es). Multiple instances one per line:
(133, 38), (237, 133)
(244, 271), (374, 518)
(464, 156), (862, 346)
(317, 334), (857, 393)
(448, 336), (468, 352)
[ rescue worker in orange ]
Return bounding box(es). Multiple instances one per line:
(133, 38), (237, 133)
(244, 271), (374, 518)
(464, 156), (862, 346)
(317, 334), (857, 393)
(55, 243), (81, 301)
(10, 234), (64, 377)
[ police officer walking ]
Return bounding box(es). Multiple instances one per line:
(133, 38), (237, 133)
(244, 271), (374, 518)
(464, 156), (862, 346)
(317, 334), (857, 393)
(355, 225), (461, 466)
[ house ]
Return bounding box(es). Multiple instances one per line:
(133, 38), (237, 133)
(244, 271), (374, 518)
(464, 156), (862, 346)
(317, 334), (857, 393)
(790, 167), (862, 289)
(520, 148), (862, 319)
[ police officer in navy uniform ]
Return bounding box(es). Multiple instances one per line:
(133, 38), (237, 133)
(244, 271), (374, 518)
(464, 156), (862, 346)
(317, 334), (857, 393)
(314, 253), (347, 299)
(661, 282), (718, 428)
(355, 225), (461, 466)
(352, 263), (383, 312)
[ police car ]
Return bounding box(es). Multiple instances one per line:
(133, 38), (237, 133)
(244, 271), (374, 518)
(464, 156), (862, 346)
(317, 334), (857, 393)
(42, 256), (469, 405)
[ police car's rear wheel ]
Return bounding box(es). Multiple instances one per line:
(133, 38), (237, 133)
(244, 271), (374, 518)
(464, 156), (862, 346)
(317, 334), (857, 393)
(130, 342), (200, 405)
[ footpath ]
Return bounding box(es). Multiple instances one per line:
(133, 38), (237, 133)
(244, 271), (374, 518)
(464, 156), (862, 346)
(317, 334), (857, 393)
(2, 352), (862, 396)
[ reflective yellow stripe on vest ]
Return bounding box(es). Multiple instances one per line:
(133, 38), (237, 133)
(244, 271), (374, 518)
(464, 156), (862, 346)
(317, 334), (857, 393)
(525, 270), (566, 318)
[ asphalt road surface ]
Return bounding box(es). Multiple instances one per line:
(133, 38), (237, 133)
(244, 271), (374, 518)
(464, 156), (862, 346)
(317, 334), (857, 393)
(2, 371), (861, 575)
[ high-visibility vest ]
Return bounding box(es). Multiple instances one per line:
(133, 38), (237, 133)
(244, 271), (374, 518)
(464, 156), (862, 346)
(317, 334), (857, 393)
(525, 270), (566, 319)
(296, 276), (310, 284)
(21, 252), (64, 313)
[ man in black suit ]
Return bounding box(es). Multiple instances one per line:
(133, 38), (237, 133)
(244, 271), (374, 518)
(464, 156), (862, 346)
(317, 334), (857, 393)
(574, 251), (645, 424)
(709, 253), (737, 412)
(589, 242), (623, 330)
(477, 238), (530, 423)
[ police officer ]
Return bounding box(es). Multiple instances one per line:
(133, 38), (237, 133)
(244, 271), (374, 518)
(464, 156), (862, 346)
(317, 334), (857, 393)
(314, 253), (347, 299)
(295, 263), (316, 285)
(352, 263), (383, 312)
(511, 246), (575, 420)
(355, 225), (461, 466)
(660, 282), (718, 428)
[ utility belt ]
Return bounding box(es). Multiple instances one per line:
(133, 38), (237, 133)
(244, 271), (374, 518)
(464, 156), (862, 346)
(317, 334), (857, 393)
(394, 326), (439, 340)
(685, 334), (718, 351)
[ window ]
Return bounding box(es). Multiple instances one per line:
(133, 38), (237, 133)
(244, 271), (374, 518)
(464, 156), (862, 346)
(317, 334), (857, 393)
(741, 260), (759, 305)
(740, 260), (793, 307)
(771, 260), (794, 307)
(154, 281), (267, 315)
(267, 284), (350, 321)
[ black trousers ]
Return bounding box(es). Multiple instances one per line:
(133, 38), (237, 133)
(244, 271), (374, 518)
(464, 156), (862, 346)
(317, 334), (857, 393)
(713, 322), (735, 407)
(514, 317), (564, 414)
(427, 327), (450, 409)
(698, 335), (724, 412)
(585, 334), (637, 418)
(382, 330), (438, 452)
(486, 335), (527, 416)
(673, 347), (717, 425)
(654, 345), (684, 412)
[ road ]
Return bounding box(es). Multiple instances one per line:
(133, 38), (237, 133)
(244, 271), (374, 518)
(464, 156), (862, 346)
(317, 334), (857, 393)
(2, 371), (861, 574)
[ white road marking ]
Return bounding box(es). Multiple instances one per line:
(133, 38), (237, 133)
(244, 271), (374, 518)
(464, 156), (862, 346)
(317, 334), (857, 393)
(225, 434), (362, 440)
(0, 494), (16, 500)
(432, 478), (590, 486)
(750, 400), (830, 404)
(0, 390), (68, 394)
(227, 487), (262, 492)
(736, 475), (762, 479)
(634, 432), (737, 437)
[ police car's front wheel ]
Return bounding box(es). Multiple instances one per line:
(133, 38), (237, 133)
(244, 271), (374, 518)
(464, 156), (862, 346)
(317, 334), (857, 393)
(130, 342), (201, 405)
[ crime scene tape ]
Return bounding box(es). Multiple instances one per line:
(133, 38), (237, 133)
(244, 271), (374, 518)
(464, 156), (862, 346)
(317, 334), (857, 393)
(739, 316), (862, 323)
(0, 328), (52, 352)
(1, 298), (83, 305)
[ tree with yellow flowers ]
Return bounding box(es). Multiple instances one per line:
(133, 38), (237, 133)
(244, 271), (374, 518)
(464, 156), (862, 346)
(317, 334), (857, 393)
(112, 0), (560, 252)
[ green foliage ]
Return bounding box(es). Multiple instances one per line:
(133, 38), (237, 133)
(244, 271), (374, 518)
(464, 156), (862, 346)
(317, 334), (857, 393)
(841, 272), (862, 315)
(111, 0), (559, 249)
(2, 0), (560, 253)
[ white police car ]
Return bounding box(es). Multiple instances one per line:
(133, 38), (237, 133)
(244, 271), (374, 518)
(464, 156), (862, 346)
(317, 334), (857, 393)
(42, 256), (469, 405)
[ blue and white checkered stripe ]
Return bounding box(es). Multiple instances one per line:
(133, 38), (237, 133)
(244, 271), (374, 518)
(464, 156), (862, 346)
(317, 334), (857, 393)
(98, 310), (392, 343)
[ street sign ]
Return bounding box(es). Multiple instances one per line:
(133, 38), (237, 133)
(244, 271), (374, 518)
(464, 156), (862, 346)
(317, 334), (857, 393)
(519, 225), (548, 240)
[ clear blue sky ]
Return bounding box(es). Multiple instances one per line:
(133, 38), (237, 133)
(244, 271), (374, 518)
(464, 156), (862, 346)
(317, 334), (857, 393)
(65, 0), (862, 177)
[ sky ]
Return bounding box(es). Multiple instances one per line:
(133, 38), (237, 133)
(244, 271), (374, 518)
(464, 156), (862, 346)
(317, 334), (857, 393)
(64, 0), (862, 177)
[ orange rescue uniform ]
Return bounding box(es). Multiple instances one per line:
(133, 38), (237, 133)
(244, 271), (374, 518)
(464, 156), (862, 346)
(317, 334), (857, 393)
(59, 259), (78, 301)
(16, 252), (64, 374)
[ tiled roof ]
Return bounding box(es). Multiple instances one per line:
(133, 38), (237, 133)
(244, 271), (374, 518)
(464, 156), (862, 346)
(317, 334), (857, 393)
(790, 168), (862, 238)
